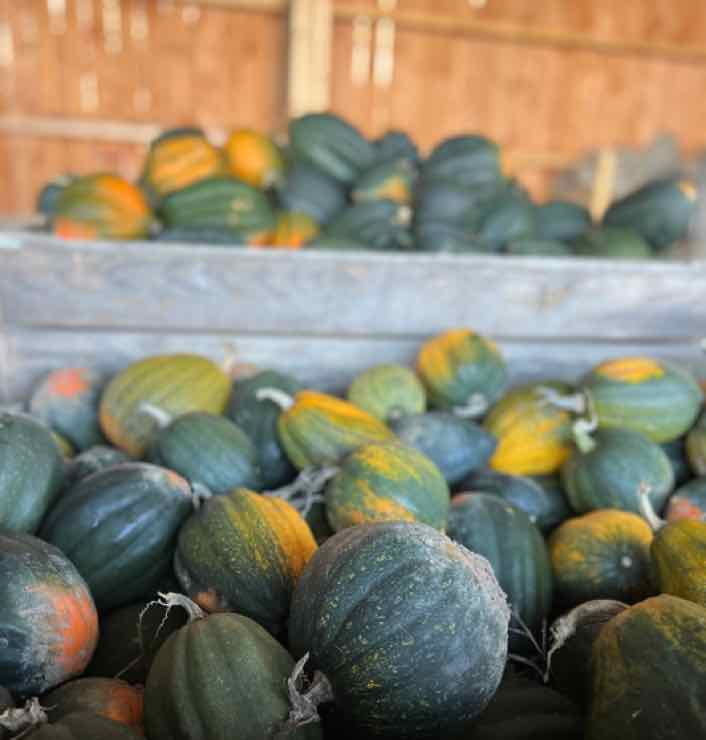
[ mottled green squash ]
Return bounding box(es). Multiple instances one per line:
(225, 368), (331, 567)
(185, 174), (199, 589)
(276, 162), (347, 225)
(37, 174), (78, 219)
(661, 437), (691, 486)
(324, 200), (413, 251)
(64, 446), (131, 488)
(573, 227), (652, 259)
(476, 188), (536, 250)
(374, 130), (419, 163)
(535, 200), (591, 242)
(153, 226), (242, 245)
(664, 477), (706, 522)
(347, 364), (426, 422)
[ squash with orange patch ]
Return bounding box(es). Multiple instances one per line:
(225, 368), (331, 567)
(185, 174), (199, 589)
(665, 478), (706, 522)
(351, 157), (417, 205)
(0, 530), (98, 696)
(174, 488), (317, 636)
(40, 463), (194, 611)
(265, 211), (320, 249)
(53, 174), (152, 240)
(324, 440), (449, 531)
(29, 368), (106, 451)
(43, 678), (143, 733)
(224, 129), (284, 189)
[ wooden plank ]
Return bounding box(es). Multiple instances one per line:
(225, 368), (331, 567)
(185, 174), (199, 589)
(3, 326), (703, 404)
(3, 234), (706, 340)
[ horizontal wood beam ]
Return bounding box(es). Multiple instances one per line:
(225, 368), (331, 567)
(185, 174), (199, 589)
(190, 0), (286, 13)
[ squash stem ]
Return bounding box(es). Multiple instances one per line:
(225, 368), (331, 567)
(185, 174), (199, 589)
(572, 418), (597, 454)
(638, 483), (666, 531)
(537, 387), (587, 415)
(190, 482), (213, 510)
(280, 653), (334, 733)
(255, 387), (295, 410)
(0, 699), (48, 736)
(453, 393), (489, 419)
(137, 402), (173, 429)
(155, 591), (205, 624)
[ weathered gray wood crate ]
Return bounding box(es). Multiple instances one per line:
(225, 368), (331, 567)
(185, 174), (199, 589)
(1, 229), (706, 402)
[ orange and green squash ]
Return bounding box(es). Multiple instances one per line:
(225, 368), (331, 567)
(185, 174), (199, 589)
(324, 440), (449, 531)
(288, 521), (510, 738)
(346, 363), (426, 422)
(37, 174), (77, 219)
(266, 210), (320, 249)
(99, 353), (230, 458)
(686, 410), (706, 475)
(548, 510), (654, 607)
(174, 488), (316, 635)
(664, 477), (706, 522)
(53, 174), (152, 240)
(483, 381), (574, 475)
(417, 328), (508, 414)
(0, 530), (98, 696)
(224, 129), (284, 189)
(0, 412), (65, 534)
(40, 463), (194, 611)
(351, 157), (417, 205)
(588, 594), (706, 739)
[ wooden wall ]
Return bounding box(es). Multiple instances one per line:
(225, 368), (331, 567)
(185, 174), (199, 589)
(3, 0), (706, 214)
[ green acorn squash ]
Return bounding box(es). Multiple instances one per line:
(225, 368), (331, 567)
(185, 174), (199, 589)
(352, 158), (417, 205)
(24, 712), (142, 740)
(573, 226), (652, 258)
(63, 445), (131, 488)
(664, 477), (706, 522)
(374, 130), (419, 163)
(422, 134), (503, 188)
(535, 200), (591, 242)
(661, 437), (691, 486)
(37, 175), (78, 219)
(686, 409), (706, 475)
(505, 238), (573, 257)
(276, 162), (347, 225)
(347, 364), (426, 422)
(324, 200), (413, 251)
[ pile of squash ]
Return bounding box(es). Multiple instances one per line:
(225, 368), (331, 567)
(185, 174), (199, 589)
(38, 113), (698, 257)
(2, 329), (706, 739)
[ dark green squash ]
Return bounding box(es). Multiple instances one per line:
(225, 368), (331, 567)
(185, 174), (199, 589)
(39, 463), (194, 611)
(664, 477), (706, 522)
(447, 493), (552, 653)
(462, 468), (571, 532)
(347, 364), (426, 422)
(289, 112), (375, 184)
(0, 412), (65, 534)
(148, 411), (261, 494)
(476, 188), (536, 250)
(389, 412), (496, 486)
(374, 130), (419, 163)
(505, 238), (573, 257)
(288, 521), (510, 738)
(275, 162), (347, 225)
(305, 500), (334, 545)
(63, 446), (131, 488)
(573, 227), (652, 259)
(351, 158), (417, 205)
(686, 410), (706, 476)
(25, 712), (143, 740)
(324, 200), (413, 251)
(560, 427), (674, 514)
(535, 200), (591, 242)
(37, 175), (78, 219)
(227, 370), (303, 489)
(153, 226), (242, 245)
(0, 530), (98, 696)
(307, 236), (369, 251)
(414, 221), (494, 253)
(661, 437), (691, 486)
(422, 135), (503, 188)
(29, 368), (106, 451)
(588, 594), (706, 739)
(324, 440), (449, 531)
(145, 606), (323, 740)
(0, 686), (14, 740)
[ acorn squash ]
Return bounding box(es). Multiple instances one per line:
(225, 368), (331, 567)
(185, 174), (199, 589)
(347, 364), (426, 422)
(224, 129), (284, 189)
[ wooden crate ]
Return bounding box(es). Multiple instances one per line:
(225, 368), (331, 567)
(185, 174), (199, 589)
(1, 229), (705, 402)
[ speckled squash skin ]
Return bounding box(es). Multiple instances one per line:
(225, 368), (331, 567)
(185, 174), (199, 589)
(174, 488), (316, 634)
(549, 510), (654, 607)
(416, 328), (508, 412)
(588, 595), (706, 740)
(276, 390), (394, 470)
(390, 412), (496, 486)
(347, 364), (426, 422)
(43, 678), (143, 733)
(0, 412), (65, 534)
(561, 428), (674, 515)
(227, 370), (303, 490)
(63, 446), (130, 488)
(325, 441), (449, 531)
(224, 129), (284, 189)
(145, 612), (322, 740)
(0, 530), (98, 697)
(581, 357), (703, 443)
(29, 368), (107, 451)
(25, 712), (143, 740)
(99, 354), (231, 458)
(148, 412), (261, 494)
(664, 477), (706, 522)
(447, 493), (553, 653)
(40, 463), (194, 611)
(650, 518), (706, 607)
(686, 410), (706, 476)
(484, 381), (574, 476)
(463, 469), (571, 532)
(288, 521), (510, 739)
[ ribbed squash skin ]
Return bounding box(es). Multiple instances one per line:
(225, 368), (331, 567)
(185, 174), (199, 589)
(227, 370), (302, 489)
(99, 354), (230, 458)
(324, 200), (413, 251)
(390, 412), (496, 486)
(40, 463), (193, 611)
(448, 493), (553, 652)
(29, 368), (106, 451)
(43, 678), (143, 732)
(276, 162), (347, 225)
(347, 364), (426, 422)
(289, 113), (375, 184)
(53, 174), (152, 240)
(267, 211), (320, 248)
(288, 521), (510, 738)
(141, 128), (224, 201)
(0, 530), (98, 696)
(352, 158), (417, 205)
(469, 672), (583, 740)
(463, 469), (570, 532)
(476, 188), (536, 250)
(535, 200), (591, 242)
(573, 227), (652, 259)
(145, 612), (322, 740)
(374, 130), (419, 163)
(686, 410), (706, 475)
(581, 356), (703, 443)
(417, 328), (508, 412)
(0, 412), (65, 534)
(650, 518), (706, 607)
(224, 129), (284, 189)
(148, 412), (261, 494)
(549, 510), (654, 607)
(588, 595), (706, 740)
(174, 488), (316, 634)
(484, 381), (574, 476)
(276, 390), (394, 470)
(158, 177), (275, 244)
(325, 441), (449, 531)
(422, 135), (503, 188)
(25, 712), (143, 740)
(602, 177), (698, 251)
(665, 477), (706, 522)
(64, 445), (130, 488)
(561, 428), (674, 514)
